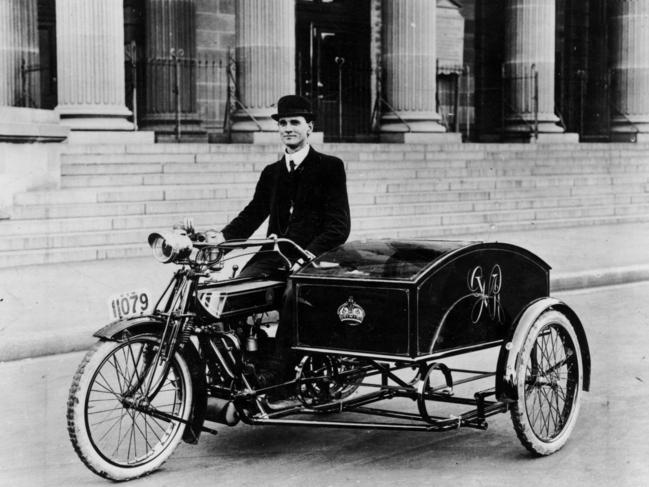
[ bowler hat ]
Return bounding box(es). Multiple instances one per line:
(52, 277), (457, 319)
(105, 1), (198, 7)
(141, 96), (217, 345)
(271, 95), (314, 121)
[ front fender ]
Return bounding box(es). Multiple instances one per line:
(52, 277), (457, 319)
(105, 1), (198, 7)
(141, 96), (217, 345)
(93, 314), (208, 444)
(496, 297), (591, 402)
(93, 314), (166, 340)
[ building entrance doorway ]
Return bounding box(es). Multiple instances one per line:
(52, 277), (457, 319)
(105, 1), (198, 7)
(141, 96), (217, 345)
(296, 0), (372, 141)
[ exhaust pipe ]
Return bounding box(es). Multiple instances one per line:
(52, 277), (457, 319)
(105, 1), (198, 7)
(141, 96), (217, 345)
(205, 397), (240, 426)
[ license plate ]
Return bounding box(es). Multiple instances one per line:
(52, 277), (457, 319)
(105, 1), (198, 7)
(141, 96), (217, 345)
(108, 289), (151, 320)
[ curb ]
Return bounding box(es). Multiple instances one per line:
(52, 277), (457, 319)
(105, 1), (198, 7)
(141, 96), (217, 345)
(552, 264), (649, 292)
(2, 266), (649, 363)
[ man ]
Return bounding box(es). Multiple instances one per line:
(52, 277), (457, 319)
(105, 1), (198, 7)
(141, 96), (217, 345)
(219, 94), (350, 276)
(206, 95), (351, 385)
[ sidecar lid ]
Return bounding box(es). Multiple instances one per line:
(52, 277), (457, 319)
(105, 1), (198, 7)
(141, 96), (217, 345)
(298, 239), (551, 282)
(298, 239), (475, 281)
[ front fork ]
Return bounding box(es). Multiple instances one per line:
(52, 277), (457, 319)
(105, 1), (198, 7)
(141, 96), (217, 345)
(137, 269), (197, 400)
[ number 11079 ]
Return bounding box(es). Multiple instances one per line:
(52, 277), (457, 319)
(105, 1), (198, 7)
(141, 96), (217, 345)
(108, 290), (150, 320)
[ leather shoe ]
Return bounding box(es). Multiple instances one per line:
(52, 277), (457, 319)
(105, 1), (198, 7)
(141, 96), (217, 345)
(263, 395), (301, 411)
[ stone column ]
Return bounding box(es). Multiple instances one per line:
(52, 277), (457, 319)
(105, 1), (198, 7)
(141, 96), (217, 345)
(55, 0), (132, 130)
(0, 2), (67, 217)
(231, 0), (295, 134)
(0, 0), (39, 107)
(379, 0), (446, 134)
(141, 0), (205, 139)
(503, 0), (562, 134)
(610, 0), (649, 137)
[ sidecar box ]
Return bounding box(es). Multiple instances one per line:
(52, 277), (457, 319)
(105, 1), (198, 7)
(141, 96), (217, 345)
(291, 240), (550, 361)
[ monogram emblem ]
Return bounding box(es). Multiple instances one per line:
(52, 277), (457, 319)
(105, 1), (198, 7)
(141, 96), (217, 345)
(337, 296), (366, 326)
(467, 265), (503, 324)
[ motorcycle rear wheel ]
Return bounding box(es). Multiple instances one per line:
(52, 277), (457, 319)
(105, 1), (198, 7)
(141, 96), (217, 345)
(67, 334), (193, 481)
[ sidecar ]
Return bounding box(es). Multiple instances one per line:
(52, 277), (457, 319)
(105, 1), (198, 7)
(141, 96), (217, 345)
(294, 239), (552, 359)
(249, 239), (591, 456)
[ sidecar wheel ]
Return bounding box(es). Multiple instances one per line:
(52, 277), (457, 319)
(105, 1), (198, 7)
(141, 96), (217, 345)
(295, 355), (364, 407)
(67, 335), (193, 481)
(510, 310), (583, 456)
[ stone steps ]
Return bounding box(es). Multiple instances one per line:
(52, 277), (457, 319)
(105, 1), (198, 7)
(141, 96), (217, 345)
(3, 200), (648, 252)
(56, 170), (649, 194)
(2, 212), (648, 269)
(61, 153), (649, 172)
(11, 183), (649, 225)
(1, 142), (649, 268)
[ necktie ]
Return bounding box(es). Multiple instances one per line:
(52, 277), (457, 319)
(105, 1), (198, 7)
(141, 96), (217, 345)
(288, 159), (296, 218)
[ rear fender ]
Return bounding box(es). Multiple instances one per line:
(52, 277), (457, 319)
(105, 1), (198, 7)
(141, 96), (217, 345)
(496, 297), (591, 402)
(93, 314), (208, 444)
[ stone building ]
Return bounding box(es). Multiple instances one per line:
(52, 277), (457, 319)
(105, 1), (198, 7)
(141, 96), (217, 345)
(3, 0), (649, 142)
(2, 0), (649, 209)
(2, 0), (649, 264)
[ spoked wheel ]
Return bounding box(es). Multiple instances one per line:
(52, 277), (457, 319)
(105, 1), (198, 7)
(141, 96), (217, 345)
(67, 334), (193, 481)
(510, 310), (583, 455)
(295, 355), (365, 407)
(330, 356), (365, 399)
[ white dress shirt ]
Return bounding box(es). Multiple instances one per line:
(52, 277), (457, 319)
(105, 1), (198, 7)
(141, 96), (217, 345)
(285, 144), (310, 172)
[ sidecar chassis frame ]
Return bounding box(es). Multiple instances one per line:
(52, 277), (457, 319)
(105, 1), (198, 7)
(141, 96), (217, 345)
(231, 348), (509, 433)
(130, 350), (508, 435)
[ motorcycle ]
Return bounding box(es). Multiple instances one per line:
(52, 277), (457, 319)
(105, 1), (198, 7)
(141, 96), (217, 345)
(67, 227), (590, 481)
(66, 229), (353, 480)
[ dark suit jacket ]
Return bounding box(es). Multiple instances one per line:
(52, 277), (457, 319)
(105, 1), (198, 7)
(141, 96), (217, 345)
(221, 147), (351, 256)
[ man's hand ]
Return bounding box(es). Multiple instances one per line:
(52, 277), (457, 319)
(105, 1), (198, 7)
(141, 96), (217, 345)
(290, 257), (308, 272)
(172, 217), (195, 235)
(203, 229), (225, 244)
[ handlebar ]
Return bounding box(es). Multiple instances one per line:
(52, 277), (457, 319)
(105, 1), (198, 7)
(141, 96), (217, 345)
(216, 237), (315, 262)
(147, 231), (315, 268)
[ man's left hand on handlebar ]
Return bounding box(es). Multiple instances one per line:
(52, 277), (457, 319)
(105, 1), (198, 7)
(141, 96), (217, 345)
(192, 229), (224, 245)
(173, 216), (224, 245)
(290, 257), (310, 272)
(202, 229), (224, 244)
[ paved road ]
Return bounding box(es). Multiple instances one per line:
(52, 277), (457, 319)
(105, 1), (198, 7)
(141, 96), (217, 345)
(1, 282), (648, 487)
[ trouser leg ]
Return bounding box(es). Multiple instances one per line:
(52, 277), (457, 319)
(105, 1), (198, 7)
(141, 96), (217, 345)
(237, 252), (294, 381)
(273, 279), (297, 379)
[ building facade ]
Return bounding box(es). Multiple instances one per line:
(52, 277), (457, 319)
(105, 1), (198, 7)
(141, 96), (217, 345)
(2, 0), (649, 145)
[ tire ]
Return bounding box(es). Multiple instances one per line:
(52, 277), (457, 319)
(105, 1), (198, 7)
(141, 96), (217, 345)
(67, 335), (193, 481)
(510, 310), (583, 456)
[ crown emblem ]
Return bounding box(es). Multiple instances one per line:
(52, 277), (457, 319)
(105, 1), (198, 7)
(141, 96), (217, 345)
(337, 296), (366, 326)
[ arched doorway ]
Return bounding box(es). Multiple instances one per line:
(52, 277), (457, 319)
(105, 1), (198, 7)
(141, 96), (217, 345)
(296, 0), (372, 141)
(37, 0), (57, 109)
(123, 0), (145, 127)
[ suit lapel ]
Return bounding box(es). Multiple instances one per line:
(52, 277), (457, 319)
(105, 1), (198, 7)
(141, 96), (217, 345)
(298, 146), (318, 174)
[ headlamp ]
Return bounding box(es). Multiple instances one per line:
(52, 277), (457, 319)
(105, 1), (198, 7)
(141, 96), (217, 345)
(147, 232), (193, 263)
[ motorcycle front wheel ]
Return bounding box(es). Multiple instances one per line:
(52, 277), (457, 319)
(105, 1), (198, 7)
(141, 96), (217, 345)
(67, 334), (193, 481)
